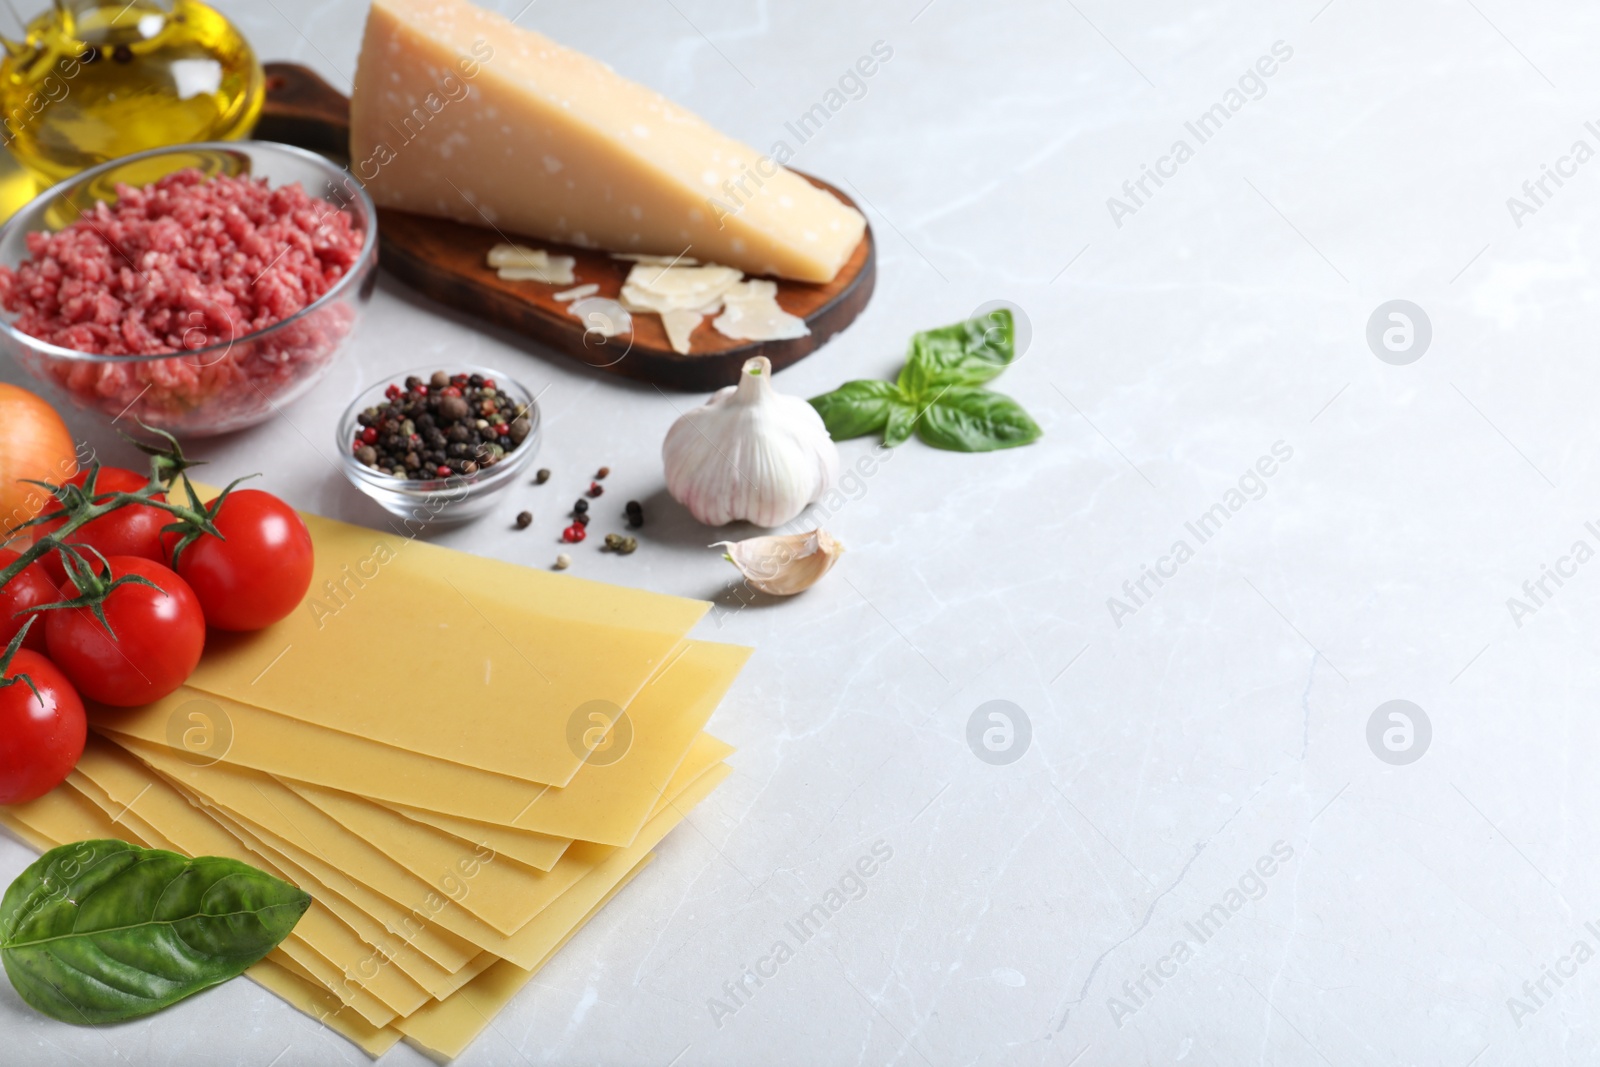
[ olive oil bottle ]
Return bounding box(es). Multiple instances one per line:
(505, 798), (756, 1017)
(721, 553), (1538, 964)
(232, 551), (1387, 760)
(0, 0), (263, 183)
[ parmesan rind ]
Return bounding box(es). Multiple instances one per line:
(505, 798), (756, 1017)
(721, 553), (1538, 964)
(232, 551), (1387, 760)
(612, 253), (700, 266)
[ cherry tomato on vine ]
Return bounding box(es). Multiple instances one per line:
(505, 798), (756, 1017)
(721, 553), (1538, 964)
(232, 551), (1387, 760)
(0, 649), (86, 804)
(162, 489), (314, 632)
(45, 555), (204, 707)
(35, 467), (169, 584)
(0, 548), (60, 652)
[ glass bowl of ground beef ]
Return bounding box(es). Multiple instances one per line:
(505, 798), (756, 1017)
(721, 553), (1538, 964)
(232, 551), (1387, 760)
(0, 141), (377, 436)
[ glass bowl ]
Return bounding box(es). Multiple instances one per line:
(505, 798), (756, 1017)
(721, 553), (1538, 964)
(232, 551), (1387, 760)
(337, 366), (541, 525)
(0, 140), (378, 437)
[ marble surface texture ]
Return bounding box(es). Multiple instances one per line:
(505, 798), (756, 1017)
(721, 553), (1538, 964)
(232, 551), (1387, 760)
(3, 0), (1598, 1064)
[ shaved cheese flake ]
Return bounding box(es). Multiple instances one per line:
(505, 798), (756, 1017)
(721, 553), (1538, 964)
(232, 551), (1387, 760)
(625, 263), (742, 300)
(554, 283), (600, 302)
(618, 282), (723, 314)
(725, 279), (779, 301)
(713, 282), (809, 343)
(569, 297), (633, 338)
(487, 243), (550, 269)
(498, 255), (577, 285)
(661, 309), (703, 355)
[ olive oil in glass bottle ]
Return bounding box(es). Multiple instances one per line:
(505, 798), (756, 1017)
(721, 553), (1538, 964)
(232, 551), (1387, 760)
(0, 0), (264, 183)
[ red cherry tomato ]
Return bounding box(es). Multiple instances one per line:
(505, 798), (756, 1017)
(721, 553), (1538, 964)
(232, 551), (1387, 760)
(35, 467), (169, 584)
(0, 547), (60, 652)
(0, 649), (86, 804)
(45, 555), (204, 707)
(161, 489), (314, 632)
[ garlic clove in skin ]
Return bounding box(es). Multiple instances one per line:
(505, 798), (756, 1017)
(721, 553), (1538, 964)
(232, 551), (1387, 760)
(663, 355), (839, 527)
(714, 529), (844, 596)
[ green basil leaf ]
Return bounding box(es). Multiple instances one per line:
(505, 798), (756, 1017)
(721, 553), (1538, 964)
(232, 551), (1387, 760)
(916, 388), (1042, 452)
(809, 380), (907, 440)
(1, 839), (311, 1025)
(883, 401), (917, 447)
(898, 309), (1017, 398)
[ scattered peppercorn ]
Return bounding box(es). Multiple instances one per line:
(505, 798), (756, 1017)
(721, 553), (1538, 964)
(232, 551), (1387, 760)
(596, 466), (611, 479)
(602, 533), (639, 555)
(535, 468), (551, 484)
(573, 498), (589, 514)
(562, 523), (587, 543)
(624, 500), (643, 528)
(574, 512), (590, 526)
(588, 482), (604, 497)
(354, 372), (528, 479)
(515, 511), (533, 529)
(554, 553), (572, 570)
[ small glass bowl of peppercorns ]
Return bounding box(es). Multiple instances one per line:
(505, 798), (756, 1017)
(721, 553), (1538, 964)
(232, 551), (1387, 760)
(336, 366), (540, 524)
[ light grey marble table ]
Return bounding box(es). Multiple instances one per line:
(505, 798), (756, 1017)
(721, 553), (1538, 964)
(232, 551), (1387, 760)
(3, 0), (1597, 1063)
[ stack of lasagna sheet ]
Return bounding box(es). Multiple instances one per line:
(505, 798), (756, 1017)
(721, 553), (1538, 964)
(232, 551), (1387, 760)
(0, 505), (745, 1060)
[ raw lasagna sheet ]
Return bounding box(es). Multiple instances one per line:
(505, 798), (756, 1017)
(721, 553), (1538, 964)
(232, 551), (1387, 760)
(0, 798), (404, 1059)
(247, 958), (404, 1059)
(384, 806), (569, 871)
(98, 640), (749, 845)
(181, 506), (709, 786)
(0, 761), (729, 1061)
(68, 739), (473, 997)
(63, 743), (435, 1019)
(0, 785), (403, 1029)
(398, 763), (732, 1060)
(114, 728), (731, 964)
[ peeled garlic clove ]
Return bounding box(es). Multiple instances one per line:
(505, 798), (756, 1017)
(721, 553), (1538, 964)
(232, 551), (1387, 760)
(713, 529), (844, 596)
(662, 355), (839, 527)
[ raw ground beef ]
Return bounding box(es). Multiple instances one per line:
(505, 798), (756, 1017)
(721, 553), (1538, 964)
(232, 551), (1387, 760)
(0, 168), (368, 432)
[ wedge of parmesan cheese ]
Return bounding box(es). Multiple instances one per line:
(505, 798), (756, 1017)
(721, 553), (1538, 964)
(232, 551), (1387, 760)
(350, 0), (866, 283)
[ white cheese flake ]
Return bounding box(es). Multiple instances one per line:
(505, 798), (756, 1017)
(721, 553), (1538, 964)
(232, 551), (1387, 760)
(489, 245), (578, 285)
(569, 297), (632, 338)
(661, 309), (702, 354)
(553, 283), (600, 302)
(623, 263), (742, 309)
(712, 280), (809, 343)
(487, 243), (548, 269)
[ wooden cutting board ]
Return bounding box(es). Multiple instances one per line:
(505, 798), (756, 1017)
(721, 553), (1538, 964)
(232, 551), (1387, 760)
(256, 62), (876, 392)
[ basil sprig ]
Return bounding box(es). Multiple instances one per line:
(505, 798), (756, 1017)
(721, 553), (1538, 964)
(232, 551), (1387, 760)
(809, 309), (1041, 452)
(0, 840), (311, 1025)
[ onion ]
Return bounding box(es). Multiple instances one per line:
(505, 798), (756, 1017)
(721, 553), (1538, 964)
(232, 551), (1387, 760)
(0, 384), (77, 537)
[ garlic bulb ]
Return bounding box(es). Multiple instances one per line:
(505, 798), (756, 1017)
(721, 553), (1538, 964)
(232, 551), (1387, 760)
(663, 356), (838, 527)
(714, 529), (844, 596)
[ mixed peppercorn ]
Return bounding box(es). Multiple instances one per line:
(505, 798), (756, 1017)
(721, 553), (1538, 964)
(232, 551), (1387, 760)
(353, 371), (531, 479)
(518, 463), (645, 567)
